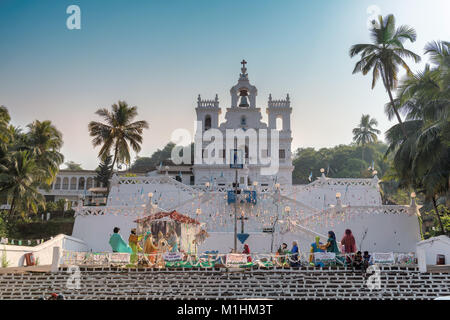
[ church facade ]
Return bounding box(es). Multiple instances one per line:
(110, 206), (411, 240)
(192, 60), (294, 187)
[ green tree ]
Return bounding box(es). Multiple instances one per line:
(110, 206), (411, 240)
(88, 101), (149, 178)
(95, 154), (113, 189)
(352, 114), (380, 168)
(130, 142), (176, 173)
(64, 161), (83, 171)
(350, 14), (420, 138)
(25, 120), (64, 185)
(0, 151), (45, 221)
(0, 106), (11, 146)
(385, 40), (449, 235)
(292, 143), (388, 184)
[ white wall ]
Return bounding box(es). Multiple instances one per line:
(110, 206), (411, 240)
(416, 235), (450, 267)
(1, 234), (88, 267)
(72, 213), (141, 252)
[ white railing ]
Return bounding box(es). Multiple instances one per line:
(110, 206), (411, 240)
(60, 250), (416, 269)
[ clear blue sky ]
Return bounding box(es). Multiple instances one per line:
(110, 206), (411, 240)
(0, 0), (449, 169)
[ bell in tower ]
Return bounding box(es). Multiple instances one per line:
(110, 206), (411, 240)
(239, 89), (249, 108)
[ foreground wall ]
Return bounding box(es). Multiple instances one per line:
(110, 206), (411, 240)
(1, 234), (88, 267)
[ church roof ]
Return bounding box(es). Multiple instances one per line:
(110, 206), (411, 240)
(134, 210), (200, 225)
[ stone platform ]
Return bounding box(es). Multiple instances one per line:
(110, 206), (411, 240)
(0, 266), (449, 300)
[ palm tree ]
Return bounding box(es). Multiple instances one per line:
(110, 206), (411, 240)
(25, 120), (64, 185)
(352, 114), (380, 167)
(0, 106), (11, 146)
(88, 101), (149, 179)
(350, 14), (421, 139)
(0, 151), (45, 221)
(386, 40), (449, 235)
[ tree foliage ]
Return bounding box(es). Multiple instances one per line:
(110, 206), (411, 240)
(0, 107), (64, 221)
(385, 40), (449, 235)
(88, 101), (149, 176)
(292, 142), (388, 184)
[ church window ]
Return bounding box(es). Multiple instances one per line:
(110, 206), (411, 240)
(276, 116), (283, 131)
(204, 115), (212, 130)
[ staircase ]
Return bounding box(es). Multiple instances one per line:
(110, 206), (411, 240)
(0, 266), (449, 300)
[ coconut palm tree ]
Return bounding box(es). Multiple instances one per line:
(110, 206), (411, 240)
(0, 151), (45, 221)
(386, 40), (449, 235)
(25, 120), (64, 185)
(0, 106), (11, 146)
(88, 101), (149, 178)
(352, 114), (380, 166)
(350, 14), (421, 138)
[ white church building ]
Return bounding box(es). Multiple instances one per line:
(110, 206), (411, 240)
(192, 60), (293, 187)
(71, 61), (422, 255)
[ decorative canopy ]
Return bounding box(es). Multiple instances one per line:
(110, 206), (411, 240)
(134, 210), (200, 225)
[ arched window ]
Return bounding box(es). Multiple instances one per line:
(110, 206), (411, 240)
(86, 177), (93, 190)
(70, 177), (77, 190)
(204, 115), (212, 130)
(62, 177), (69, 190)
(276, 116), (283, 131)
(78, 177), (85, 190)
(55, 177), (61, 189)
(241, 116), (247, 126)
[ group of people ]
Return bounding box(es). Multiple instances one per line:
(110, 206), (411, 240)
(308, 229), (371, 271)
(108, 227), (180, 264)
(275, 241), (301, 267)
(109, 227), (372, 271)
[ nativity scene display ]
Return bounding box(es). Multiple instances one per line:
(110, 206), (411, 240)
(108, 210), (209, 267)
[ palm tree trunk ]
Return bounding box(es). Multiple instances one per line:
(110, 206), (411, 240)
(432, 195), (445, 235)
(386, 87), (408, 139)
(111, 143), (119, 178)
(107, 144), (119, 194)
(8, 196), (16, 223)
(361, 146), (365, 173)
(381, 70), (408, 139)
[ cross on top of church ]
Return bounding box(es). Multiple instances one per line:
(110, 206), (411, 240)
(240, 59), (248, 77)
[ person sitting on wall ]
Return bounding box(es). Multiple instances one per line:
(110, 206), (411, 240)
(109, 227), (132, 253)
(341, 229), (357, 264)
(352, 251), (364, 271)
(143, 231), (158, 264)
(276, 243), (289, 266)
(242, 244), (252, 263)
(309, 236), (324, 266)
(363, 251), (371, 270)
(290, 241), (300, 267)
(128, 228), (143, 263)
